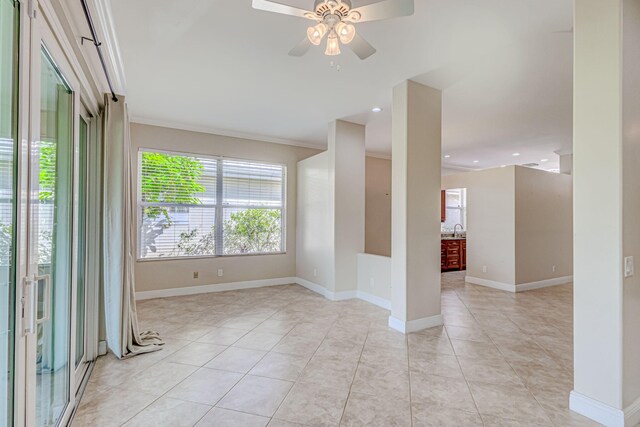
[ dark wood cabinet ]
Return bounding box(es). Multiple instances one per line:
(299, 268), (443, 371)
(441, 238), (466, 271)
(441, 190), (446, 222)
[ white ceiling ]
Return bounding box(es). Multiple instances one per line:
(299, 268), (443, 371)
(109, 0), (573, 172)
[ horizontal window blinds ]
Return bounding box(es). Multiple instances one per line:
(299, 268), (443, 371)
(138, 150), (285, 259)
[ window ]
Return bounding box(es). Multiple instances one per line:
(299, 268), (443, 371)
(441, 188), (467, 232)
(138, 150), (286, 259)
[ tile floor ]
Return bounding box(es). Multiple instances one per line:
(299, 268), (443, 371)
(72, 272), (601, 426)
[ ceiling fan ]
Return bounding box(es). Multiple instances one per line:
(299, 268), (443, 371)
(251, 0), (415, 60)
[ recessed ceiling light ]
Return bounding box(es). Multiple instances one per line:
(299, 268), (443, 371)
(541, 158), (549, 162)
(512, 153), (521, 157)
(473, 160), (479, 163)
(371, 107), (382, 113)
(501, 165), (507, 168)
(444, 155), (451, 158)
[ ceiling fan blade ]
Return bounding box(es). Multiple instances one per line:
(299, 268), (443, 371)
(350, 0), (414, 23)
(349, 33), (376, 60)
(252, 0), (314, 19)
(289, 37), (312, 57)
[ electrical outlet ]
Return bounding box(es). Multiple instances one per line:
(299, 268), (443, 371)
(193, 271), (199, 279)
(313, 268), (318, 277)
(552, 265), (557, 273)
(482, 265), (487, 273)
(217, 269), (224, 277)
(625, 256), (634, 278)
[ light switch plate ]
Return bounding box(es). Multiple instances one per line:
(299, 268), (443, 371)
(624, 256), (634, 278)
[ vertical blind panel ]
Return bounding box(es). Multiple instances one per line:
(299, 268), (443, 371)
(139, 206), (216, 258)
(139, 151), (217, 205)
(223, 160), (283, 207)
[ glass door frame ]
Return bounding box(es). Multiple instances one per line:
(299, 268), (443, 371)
(13, 0), (101, 425)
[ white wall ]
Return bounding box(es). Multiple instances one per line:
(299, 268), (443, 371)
(296, 152), (333, 290)
(357, 253), (391, 304)
(130, 123), (320, 292)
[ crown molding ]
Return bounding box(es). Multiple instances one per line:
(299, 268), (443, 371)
(91, 0), (127, 94)
(130, 116), (327, 151)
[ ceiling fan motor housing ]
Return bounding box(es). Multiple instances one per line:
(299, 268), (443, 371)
(314, 0), (352, 18)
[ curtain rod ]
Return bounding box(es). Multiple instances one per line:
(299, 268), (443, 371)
(80, 0), (118, 102)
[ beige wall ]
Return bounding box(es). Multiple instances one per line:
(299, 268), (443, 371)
(622, 0), (640, 408)
(573, 0), (625, 409)
(130, 123), (319, 292)
(365, 157), (392, 257)
(443, 167), (517, 285)
(443, 166), (573, 288)
(515, 167), (573, 284)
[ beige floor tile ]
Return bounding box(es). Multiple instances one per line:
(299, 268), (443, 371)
(121, 361), (198, 396)
(166, 342), (228, 366)
(480, 415), (552, 426)
(166, 367), (243, 405)
(468, 381), (552, 424)
(450, 339), (503, 359)
(411, 402), (483, 427)
(341, 391), (411, 427)
(445, 325), (492, 343)
(249, 352), (311, 381)
(409, 351), (464, 379)
(350, 363), (411, 400)
(204, 347), (267, 373)
(298, 355), (359, 390)
(457, 356), (523, 386)
(220, 316), (266, 330)
(122, 396), (211, 427)
(196, 407), (269, 427)
(72, 388), (158, 427)
(79, 275), (579, 427)
(217, 375), (293, 417)
(409, 373), (477, 413)
(271, 334), (323, 357)
(197, 327), (249, 345)
(274, 382), (349, 426)
(233, 330), (285, 351)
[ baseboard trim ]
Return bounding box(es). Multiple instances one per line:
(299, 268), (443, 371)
(357, 290), (391, 310)
(465, 276), (515, 292)
(136, 276), (393, 312)
(135, 277), (297, 300)
(388, 314), (444, 334)
(516, 275), (573, 291)
(625, 395), (640, 426)
(98, 341), (108, 356)
(466, 275), (573, 293)
(569, 391), (624, 427)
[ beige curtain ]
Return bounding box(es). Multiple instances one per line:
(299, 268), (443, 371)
(103, 94), (163, 358)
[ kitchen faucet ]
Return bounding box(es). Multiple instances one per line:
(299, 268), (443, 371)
(453, 223), (464, 238)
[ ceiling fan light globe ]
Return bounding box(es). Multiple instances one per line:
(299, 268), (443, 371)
(307, 22), (328, 45)
(325, 32), (341, 55)
(336, 22), (356, 44)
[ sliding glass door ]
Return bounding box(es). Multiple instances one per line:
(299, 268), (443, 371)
(32, 46), (74, 427)
(0, 0), (19, 425)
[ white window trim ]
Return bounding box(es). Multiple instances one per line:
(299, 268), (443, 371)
(136, 148), (287, 261)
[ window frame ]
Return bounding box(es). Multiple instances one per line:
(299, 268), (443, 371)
(136, 148), (287, 261)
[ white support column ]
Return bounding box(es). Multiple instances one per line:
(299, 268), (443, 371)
(388, 80), (443, 334)
(571, 0), (640, 425)
(328, 120), (366, 295)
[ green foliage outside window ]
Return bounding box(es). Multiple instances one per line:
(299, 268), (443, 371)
(141, 152), (205, 224)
